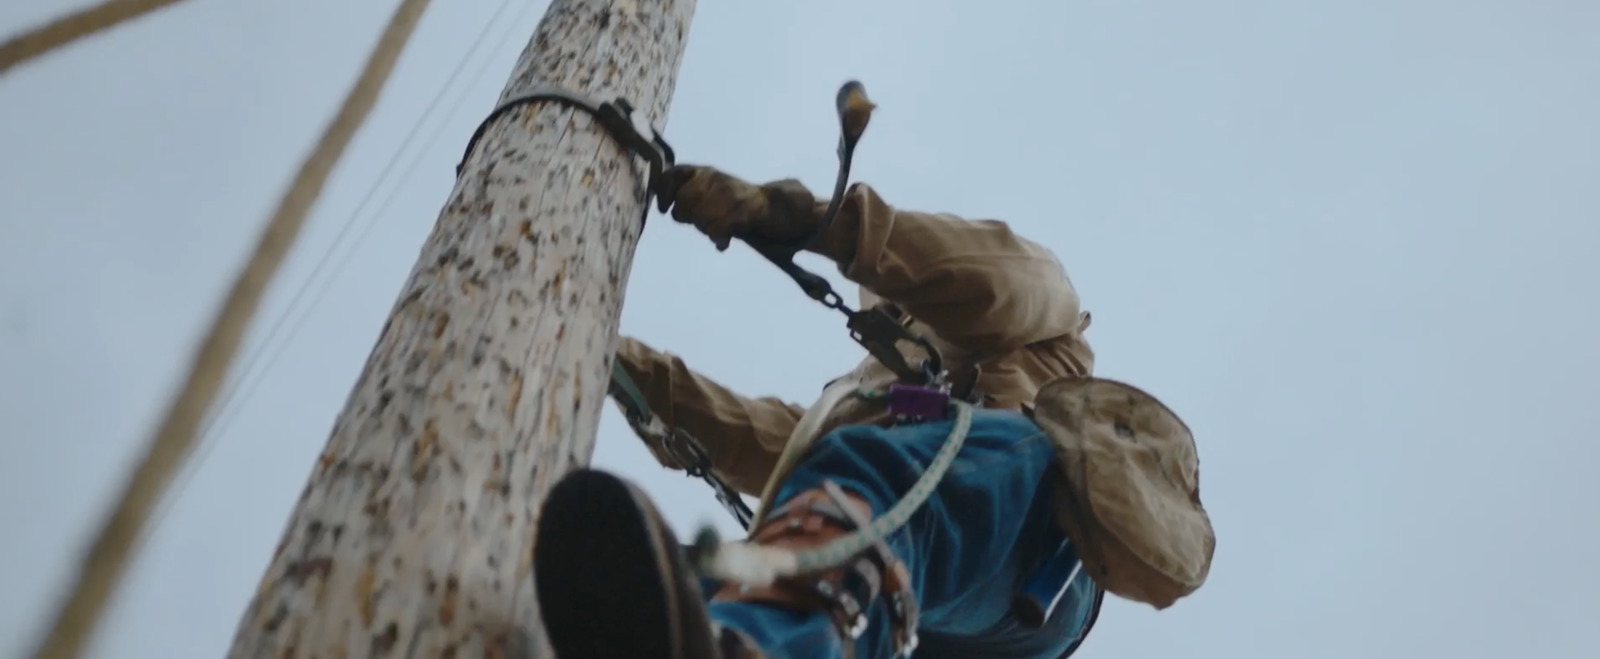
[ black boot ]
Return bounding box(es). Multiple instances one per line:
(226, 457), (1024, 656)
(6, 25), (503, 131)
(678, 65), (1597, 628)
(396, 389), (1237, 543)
(535, 468), (734, 659)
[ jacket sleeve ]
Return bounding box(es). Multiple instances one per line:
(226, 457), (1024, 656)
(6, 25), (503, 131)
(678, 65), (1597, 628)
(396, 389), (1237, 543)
(808, 183), (1089, 356)
(612, 336), (802, 496)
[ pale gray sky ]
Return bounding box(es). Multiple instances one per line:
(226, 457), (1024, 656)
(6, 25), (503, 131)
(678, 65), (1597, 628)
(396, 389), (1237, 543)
(2, 1), (1596, 657)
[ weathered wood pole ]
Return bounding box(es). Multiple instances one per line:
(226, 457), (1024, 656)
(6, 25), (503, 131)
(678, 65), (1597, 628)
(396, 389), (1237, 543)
(225, 0), (696, 657)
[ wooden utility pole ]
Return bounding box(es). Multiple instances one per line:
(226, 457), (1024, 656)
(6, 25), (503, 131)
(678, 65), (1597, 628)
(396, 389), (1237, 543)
(226, 0), (696, 657)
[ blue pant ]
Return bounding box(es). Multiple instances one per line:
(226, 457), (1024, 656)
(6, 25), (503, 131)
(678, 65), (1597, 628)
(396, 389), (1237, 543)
(705, 410), (1099, 659)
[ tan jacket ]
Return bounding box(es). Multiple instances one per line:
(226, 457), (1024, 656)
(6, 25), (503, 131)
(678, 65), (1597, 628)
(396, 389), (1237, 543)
(616, 182), (1093, 493)
(616, 183), (1213, 609)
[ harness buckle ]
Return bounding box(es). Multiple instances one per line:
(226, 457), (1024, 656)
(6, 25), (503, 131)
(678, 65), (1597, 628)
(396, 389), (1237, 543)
(886, 383), (950, 422)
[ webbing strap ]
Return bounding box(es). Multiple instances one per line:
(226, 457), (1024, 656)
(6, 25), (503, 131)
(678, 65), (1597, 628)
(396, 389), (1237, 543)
(456, 85), (674, 228)
(607, 360), (650, 414)
(609, 362), (755, 529)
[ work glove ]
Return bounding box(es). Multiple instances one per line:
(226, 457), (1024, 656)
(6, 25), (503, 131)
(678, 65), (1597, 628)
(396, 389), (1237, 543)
(655, 165), (820, 252)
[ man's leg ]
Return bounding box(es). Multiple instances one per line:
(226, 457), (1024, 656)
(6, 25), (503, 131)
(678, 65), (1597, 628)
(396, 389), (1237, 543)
(707, 409), (1097, 659)
(533, 409), (1097, 659)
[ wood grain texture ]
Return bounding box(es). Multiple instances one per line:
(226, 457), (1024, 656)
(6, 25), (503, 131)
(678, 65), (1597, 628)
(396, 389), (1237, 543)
(226, 1), (696, 657)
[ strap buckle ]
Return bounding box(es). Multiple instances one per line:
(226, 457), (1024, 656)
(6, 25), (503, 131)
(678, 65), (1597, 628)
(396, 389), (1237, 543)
(662, 428), (754, 529)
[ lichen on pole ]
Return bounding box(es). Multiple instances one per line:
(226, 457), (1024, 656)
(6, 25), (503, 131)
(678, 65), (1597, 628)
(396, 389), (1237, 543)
(225, 0), (697, 656)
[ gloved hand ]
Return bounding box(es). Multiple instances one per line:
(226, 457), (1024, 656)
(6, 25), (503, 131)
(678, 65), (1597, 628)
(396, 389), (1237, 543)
(655, 165), (820, 252)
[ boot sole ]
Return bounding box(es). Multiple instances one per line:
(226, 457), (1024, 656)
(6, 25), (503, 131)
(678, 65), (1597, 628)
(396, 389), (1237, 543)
(535, 469), (684, 659)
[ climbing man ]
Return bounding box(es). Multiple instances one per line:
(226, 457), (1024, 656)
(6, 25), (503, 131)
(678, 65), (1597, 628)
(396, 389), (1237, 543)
(533, 164), (1216, 659)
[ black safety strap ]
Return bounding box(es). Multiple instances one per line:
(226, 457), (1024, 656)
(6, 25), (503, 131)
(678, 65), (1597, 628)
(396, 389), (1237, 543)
(457, 85), (675, 227)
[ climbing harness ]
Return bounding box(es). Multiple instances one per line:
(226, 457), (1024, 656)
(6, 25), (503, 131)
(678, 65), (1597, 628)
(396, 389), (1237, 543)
(460, 81), (1086, 654)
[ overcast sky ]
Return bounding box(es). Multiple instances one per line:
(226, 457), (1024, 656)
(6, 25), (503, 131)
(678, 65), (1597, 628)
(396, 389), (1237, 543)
(2, 1), (1597, 657)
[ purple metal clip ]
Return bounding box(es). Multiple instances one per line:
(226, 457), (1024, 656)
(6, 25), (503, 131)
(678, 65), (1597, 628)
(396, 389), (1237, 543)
(887, 383), (950, 421)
